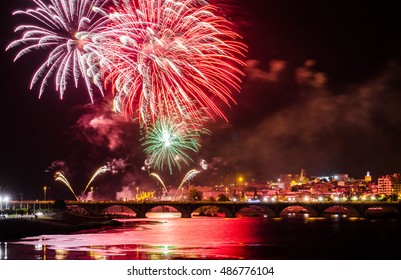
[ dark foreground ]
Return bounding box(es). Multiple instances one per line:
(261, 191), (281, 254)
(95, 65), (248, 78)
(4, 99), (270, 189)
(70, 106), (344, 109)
(0, 213), (121, 241)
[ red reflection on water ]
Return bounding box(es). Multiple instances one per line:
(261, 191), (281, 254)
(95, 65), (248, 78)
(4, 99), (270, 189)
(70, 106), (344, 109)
(11, 215), (273, 260)
(8, 216), (401, 260)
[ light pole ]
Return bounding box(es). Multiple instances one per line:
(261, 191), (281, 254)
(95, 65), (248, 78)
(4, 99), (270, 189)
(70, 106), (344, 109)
(43, 186), (47, 201)
(0, 197), (3, 211)
(4, 197), (9, 210)
(19, 193), (23, 209)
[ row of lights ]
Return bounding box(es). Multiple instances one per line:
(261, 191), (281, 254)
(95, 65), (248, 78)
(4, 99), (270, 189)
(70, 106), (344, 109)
(240, 195), (380, 203)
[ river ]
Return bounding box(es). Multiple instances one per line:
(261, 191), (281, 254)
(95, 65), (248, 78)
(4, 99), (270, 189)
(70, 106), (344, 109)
(1, 213), (401, 260)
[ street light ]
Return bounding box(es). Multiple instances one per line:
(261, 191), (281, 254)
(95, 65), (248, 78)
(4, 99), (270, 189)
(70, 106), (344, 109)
(4, 197), (9, 210)
(19, 193), (23, 209)
(43, 186), (47, 201)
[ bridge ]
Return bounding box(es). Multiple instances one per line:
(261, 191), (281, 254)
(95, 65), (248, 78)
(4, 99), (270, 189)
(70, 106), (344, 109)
(7, 200), (400, 218)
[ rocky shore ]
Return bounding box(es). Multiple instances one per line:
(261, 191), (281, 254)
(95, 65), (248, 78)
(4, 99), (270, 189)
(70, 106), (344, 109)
(0, 213), (122, 241)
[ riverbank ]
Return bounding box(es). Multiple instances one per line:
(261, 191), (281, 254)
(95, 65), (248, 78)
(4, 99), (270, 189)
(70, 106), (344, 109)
(0, 213), (122, 241)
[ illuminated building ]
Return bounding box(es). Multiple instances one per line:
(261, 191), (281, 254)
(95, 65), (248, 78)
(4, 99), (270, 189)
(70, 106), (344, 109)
(365, 171), (372, 182)
(377, 174), (401, 195)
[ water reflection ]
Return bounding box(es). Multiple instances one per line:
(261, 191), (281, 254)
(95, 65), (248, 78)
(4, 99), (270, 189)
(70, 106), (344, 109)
(55, 249), (68, 260)
(5, 214), (401, 260)
(9, 214), (269, 260)
(0, 242), (7, 260)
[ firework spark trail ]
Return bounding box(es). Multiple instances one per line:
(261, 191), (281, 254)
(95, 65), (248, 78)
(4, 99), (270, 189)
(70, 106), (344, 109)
(150, 172), (169, 196)
(176, 168), (200, 200)
(94, 0), (247, 125)
(54, 171), (79, 200)
(7, 0), (247, 175)
(7, 0), (247, 119)
(141, 115), (210, 174)
(178, 169), (200, 189)
(82, 165), (110, 196)
(6, 0), (111, 101)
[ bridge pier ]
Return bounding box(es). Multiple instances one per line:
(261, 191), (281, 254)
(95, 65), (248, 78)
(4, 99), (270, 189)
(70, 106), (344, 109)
(178, 206), (193, 218)
(218, 204), (237, 218)
(225, 212), (236, 218)
(135, 212), (147, 218)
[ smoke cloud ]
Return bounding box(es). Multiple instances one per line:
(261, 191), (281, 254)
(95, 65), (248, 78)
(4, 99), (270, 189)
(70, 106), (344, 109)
(116, 186), (135, 201)
(73, 100), (133, 153)
(245, 59), (287, 83)
(209, 59), (401, 179)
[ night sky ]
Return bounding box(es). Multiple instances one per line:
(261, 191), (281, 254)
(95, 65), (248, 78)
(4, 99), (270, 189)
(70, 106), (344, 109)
(2, 0), (401, 200)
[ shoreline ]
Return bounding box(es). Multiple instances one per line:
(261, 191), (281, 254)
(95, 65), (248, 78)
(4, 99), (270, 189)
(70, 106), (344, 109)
(0, 213), (122, 241)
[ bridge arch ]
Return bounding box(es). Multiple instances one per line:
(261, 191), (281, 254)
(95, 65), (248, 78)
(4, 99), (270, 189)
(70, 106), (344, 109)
(192, 205), (221, 217)
(364, 205), (400, 218)
(102, 205), (137, 217)
(235, 204), (276, 218)
(144, 205), (182, 218)
(185, 204), (234, 218)
(321, 205), (361, 217)
(279, 205), (320, 217)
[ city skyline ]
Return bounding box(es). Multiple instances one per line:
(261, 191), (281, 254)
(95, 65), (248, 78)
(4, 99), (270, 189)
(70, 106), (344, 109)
(2, 0), (401, 200)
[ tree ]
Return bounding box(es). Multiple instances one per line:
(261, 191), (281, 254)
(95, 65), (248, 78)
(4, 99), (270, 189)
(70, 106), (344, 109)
(218, 194), (229, 201)
(189, 189), (203, 201)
